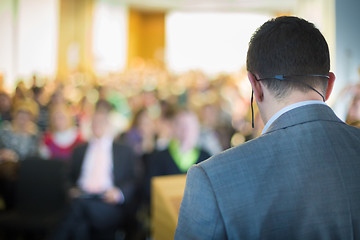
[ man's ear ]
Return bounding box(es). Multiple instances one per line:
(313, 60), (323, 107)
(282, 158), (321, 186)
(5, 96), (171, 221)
(248, 72), (264, 103)
(325, 72), (335, 101)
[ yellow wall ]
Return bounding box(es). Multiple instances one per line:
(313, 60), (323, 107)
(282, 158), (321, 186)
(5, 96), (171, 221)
(128, 9), (165, 65)
(57, 0), (94, 80)
(57, 3), (165, 77)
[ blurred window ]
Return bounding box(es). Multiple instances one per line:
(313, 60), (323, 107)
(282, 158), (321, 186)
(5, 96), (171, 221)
(166, 12), (270, 75)
(93, 2), (127, 75)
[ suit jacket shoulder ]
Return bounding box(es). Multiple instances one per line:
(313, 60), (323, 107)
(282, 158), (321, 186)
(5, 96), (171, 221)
(176, 104), (360, 239)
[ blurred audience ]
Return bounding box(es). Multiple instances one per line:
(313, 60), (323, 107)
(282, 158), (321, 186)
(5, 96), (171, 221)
(119, 108), (156, 157)
(12, 82), (28, 107)
(0, 98), (40, 162)
(76, 96), (95, 140)
(53, 101), (136, 240)
(39, 104), (83, 161)
(155, 100), (177, 151)
(1, 59), (358, 239)
(48, 88), (66, 107)
(0, 60), (272, 239)
(144, 109), (211, 202)
(32, 86), (49, 132)
(152, 109), (210, 173)
(197, 104), (223, 156)
(0, 98), (39, 210)
(135, 109), (211, 239)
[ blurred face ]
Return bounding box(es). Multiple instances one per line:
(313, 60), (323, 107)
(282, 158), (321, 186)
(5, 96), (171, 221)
(52, 111), (70, 132)
(138, 111), (154, 136)
(13, 110), (32, 130)
(157, 117), (174, 139)
(174, 112), (200, 147)
(202, 105), (218, 127)
(91, 112), (109, 138)
(0, 94), (11, 112)
(51, 92), (65, 105)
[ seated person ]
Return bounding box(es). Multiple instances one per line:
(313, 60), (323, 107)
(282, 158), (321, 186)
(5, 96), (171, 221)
(118, 108), (156, 157)
(0, 98), (39, 161)
(39, 104), (83, 161)
(0, 98), (39, 210)
(54, 101), (136, 240)
(144, 109), (211, 202)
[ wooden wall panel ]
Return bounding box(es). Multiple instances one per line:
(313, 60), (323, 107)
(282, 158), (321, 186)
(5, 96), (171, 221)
(57, 0), (94, 79)
(127, 9), (165, 65)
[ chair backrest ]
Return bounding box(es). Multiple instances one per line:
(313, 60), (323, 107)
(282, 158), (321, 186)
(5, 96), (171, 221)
(16, 158), (69, 214)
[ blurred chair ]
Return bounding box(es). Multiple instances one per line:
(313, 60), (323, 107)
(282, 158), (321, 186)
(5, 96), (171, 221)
(0, 158), (69, 239)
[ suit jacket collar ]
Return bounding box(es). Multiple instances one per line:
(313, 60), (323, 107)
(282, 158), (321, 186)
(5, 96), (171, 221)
(264, 104), (344, 135)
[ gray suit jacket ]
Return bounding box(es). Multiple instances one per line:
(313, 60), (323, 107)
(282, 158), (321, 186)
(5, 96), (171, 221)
(175, 104), (360, 239)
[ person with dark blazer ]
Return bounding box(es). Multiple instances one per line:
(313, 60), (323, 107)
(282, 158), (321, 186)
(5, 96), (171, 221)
(54, 102), (136, 240)
(176, 16), (360, 239)
(144, 109), (210, 203)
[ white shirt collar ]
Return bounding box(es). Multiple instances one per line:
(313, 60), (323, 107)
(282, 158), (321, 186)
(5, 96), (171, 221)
(90, 135), (113, 147)
(261, 100), (326, 135)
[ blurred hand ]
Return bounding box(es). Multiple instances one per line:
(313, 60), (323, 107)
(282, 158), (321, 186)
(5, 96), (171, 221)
(69, 187), (82, 199)
(103, 187), (123, 204)
(0, 149), (19, 162)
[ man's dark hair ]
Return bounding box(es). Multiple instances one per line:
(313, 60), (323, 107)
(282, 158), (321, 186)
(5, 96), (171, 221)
(246, 16), (330, 98)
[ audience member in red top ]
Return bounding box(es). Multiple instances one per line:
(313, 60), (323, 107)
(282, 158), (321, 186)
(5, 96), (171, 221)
(39, 104), (83, 161)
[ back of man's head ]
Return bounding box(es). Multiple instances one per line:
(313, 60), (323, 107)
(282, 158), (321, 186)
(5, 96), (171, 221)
(247, 16), (330, 98)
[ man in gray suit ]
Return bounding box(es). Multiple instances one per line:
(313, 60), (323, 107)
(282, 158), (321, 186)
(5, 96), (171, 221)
(175, 16), (360, 239)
